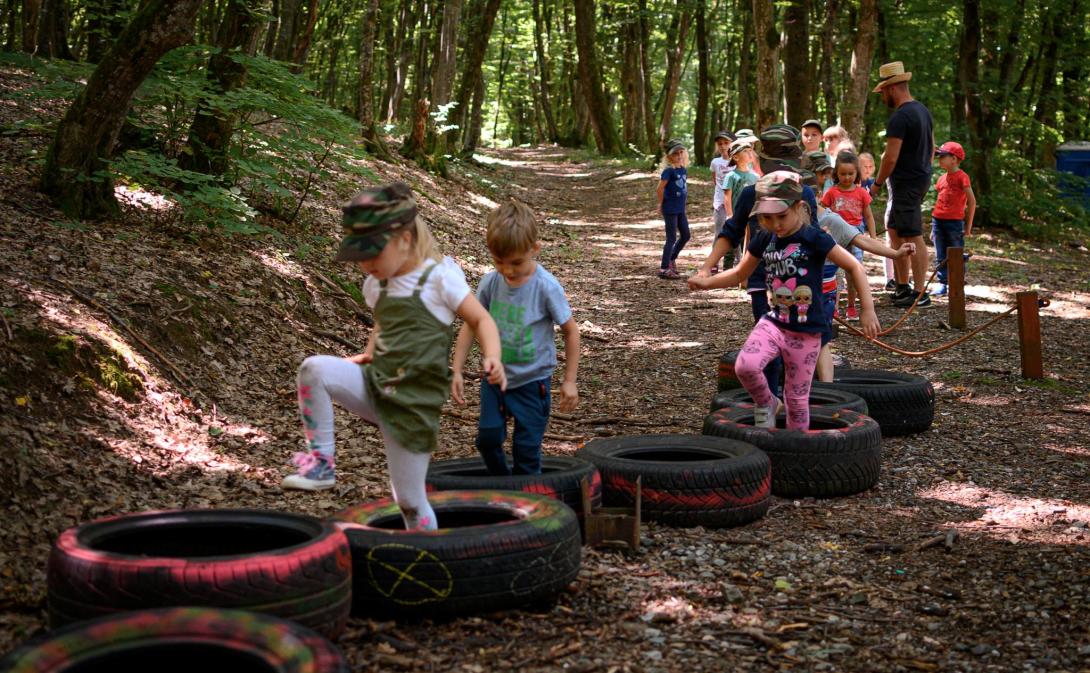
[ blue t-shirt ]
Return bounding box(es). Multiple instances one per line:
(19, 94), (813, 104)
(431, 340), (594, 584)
(660, 166), (688, 215)
(718, 183), (819, 291)
(747, 226), (836, 334)
(476, 265), (572, 390)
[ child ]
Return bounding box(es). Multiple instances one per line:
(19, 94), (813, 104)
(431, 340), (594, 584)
(657, 140), (690, 279)
(820, 152), (876, 321)
(860, 151), (896, 292)
(451, 200), (581, 476)
(823, 126), (856, 161)
(723, 137), (759, 217)
(930, 141), (976, 297)
(284, 183), (507, 533)
(801, 119), (824, 154)
(690, 172), (880, 429)
(710, 131), (736, 273)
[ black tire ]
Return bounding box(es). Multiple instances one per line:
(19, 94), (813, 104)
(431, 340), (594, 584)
(575, 435), (771, 528)
(47, 510), (352, 638)
(334, 490), (581, 620)
(710, 386), (868, 415)
(0, 607), (348, 673)
(717, 350), (850, 391)
(425, 456), (602, 519)
(703, 405), (882, 498)
(820, 368), (935, 436)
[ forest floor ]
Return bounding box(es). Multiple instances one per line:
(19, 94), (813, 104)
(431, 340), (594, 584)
(3, 67), (1090, 670)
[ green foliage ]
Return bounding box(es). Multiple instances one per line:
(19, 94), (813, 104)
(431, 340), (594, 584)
(985, 149), (1089, 238)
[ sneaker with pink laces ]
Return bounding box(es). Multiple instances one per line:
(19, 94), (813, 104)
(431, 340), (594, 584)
(282, 451), (335, 491)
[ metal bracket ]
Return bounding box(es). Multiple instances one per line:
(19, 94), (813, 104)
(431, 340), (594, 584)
(581, 476), (641, 552)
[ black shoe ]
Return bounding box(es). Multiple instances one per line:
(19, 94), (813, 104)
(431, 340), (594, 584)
(891, 285), (913, 301)
(884, 279), (897, 291)
(893, 291), (931, 308)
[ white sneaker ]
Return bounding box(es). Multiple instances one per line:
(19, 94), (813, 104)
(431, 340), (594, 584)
(753, 398), (783, 429)
(282, 451), (336, 491)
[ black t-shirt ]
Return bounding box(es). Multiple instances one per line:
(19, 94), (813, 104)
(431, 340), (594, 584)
(747, 226), (836, 334)
(886, 100), (934, 183)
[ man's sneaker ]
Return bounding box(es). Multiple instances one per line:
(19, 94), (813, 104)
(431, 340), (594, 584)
(845, 305), (859, 321)
(891, 285), (913, 302)
(753, 398), (783, 429)
(931, 283), (948, 297)
(282, 451), (335, 491)
(884, 279), (897, 292)
(893, 291), (931, 308)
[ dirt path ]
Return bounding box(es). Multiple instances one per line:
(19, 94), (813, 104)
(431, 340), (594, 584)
(3, 144), (1090, 672)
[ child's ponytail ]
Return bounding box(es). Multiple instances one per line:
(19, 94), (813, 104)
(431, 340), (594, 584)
(409, 216), (441, 262)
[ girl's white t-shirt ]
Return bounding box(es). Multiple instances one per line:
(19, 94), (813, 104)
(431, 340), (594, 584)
(362, 256), (471, 325)
(710, 156), (734, 209)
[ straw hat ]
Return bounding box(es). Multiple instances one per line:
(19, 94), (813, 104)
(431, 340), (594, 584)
(872, 61), (912, 92)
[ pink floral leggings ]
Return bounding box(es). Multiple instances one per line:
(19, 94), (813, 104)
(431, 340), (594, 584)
(735, 319), (822, 430)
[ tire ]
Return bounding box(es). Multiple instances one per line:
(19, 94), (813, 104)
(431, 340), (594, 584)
(703, 405), (882, 498)
(425, 456), (602, 519)
(334, 490), (581, 620)
(575, 435), (771, 528)
(710, 386), (868, 415)
(820, 368), (935, 436)
(717, 350), (850, 391)
(0, 607), (348, 673)
(47, 510), (352, 639)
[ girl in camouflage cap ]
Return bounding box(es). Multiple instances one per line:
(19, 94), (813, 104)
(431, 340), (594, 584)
(284, 182), (507, 532)
(689, 171), (879, 430)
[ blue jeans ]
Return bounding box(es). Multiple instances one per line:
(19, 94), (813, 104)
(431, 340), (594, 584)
(749, 291), (782, 398)
(931, 218), (965, 284)
(476, 378), (551, 476)
(661, 212), (690, 268)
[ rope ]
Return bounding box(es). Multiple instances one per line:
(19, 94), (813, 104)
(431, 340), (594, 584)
(871, 256), (949, 336)
(833, 305), (1017, 357)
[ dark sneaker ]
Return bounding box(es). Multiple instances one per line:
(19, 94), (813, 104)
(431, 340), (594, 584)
(891, 285), (913, 302)
(282, 451), (335, 491)
(885, 279), (897, 292)
(893, 291), (931, 308)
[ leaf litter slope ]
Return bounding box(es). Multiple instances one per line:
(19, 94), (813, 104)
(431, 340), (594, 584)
(2, 140), (1090, 671)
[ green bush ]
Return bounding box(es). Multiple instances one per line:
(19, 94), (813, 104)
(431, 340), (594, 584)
(986, 148), (1089, 238)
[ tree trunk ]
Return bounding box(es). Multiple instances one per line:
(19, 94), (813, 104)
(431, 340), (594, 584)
(840, 0), (875, 141)
(693, 0), (709, 165)
(638, 0), (655, 151)
(402, 1), (438, 159)
(491, 6), (510, 145)
(620, 9), (640, 148)
(271, 0), (300, 61)
(36, 0), (72, 59)
(573, 0), (621, 154)
(657, 0), (691, 150)
(818, 0), (837, 124)
(40, 0), (203, 219)
(735, 0), (753, 128)
(1061, 0), (1088, 142)
(533, 0), (559, 143)
(381, 0), (412, 123)
(21, 0), (40, 53)
(85, 0), (127, 63)
(450, 0), (501, 148)
(752, 0), (778, 130)
(782, 0), (810, 127)
(358, 0), (392, 160)
(463, 69), (486, 154)
(955, 0), (989, 225)
(1031, 3), (1064, 165)
(262, 0), (279, 56)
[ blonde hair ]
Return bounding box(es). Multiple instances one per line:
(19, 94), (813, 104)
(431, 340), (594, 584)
(407, 216), (441, 262)
(485, 200), (539, 257)
(659, 148), (690, 171)
(757, 201), (810, 233)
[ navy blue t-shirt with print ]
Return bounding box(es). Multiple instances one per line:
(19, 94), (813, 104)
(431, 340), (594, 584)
(660, 167), (688, 215)
(747, 226), (836, 334)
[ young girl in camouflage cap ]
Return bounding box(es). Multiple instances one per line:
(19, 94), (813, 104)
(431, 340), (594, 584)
(689, 171), (879, 430)
(284, 182), (506, 531)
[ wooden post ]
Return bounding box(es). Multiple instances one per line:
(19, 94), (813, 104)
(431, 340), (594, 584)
(947, 246), (966, 329)
(1016, 291), (1043, 379)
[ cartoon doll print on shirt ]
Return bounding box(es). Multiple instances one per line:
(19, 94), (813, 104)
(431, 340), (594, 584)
(793, 285), (813, 323)
(772, 278), (796, 320)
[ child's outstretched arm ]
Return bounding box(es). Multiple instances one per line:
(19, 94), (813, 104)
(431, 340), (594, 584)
(852, 235), (915, 260)
(558, 318), (580, 412)
(449, 323), (474, 404)
(828, 246), (880, 339)
(688, 252), (760, 291)
(965, 186), (976, 236)
(345, 324), (380, 364)
(456, 295), (506, 391)
(863, 202), (877, 238)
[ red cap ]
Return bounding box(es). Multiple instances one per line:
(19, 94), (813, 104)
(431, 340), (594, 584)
(936, 141), (965, 161)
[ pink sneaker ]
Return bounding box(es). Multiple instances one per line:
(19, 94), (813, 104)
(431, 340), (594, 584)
(846, 305), (859, 321)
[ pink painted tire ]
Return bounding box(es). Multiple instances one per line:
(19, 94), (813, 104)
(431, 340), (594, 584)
(703, 405), (882, 498)
(0, 607), (347, 672)
(47, 510), (352, 638)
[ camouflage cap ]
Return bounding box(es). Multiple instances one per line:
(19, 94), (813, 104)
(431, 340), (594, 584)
(801, 150), (832, 175)
(714, 130), (735, 142)
(753, 171), (804, 215)
(334, 182), (418, 262)
(728, 136), (758, 158)
(665, 139), (686, 155)
(756, 124), (803, 173)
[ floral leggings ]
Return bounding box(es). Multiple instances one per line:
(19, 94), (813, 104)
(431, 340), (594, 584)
(735, 319), (822, 430)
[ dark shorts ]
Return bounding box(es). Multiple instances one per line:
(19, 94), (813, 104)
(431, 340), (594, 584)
(885, 176), (930, 238)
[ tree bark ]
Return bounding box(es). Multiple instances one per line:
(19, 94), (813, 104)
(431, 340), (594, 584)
(819, 0), (837, 125)
(638, 0), (655, 152)
(85, 0), (128, 63)
(782, 0), (810, 127)
(36, 0), (72, 59)
(572, 0), (621, 154)
(533, 0), (559, 143)
(40, 0), (203, 219)
(752, 0), (778, 130)
(401, 1), (438, 159)
(693, 0), (709, 165)
(381, 0), (413, 122)
(657, 0), (691, 150)
(21, 0), (40, 53)
(462, 68), (486, 154)
(735, 0), (753, 129)
(840, 0), (876, 141)
(357, 0), (392, 160)
(180, 0), (263, 177)
(620, 8), (641, 148)
(450, 0), (501, 148)
(1031, 3), (1064, 165)
(270, 0), (300, 61)
(1061, 0), (1088, 142)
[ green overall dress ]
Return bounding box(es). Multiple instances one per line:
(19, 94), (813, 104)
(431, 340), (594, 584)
(364, 263), (452, 453)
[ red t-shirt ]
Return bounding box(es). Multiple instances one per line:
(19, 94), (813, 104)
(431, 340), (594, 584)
(933, 170), (972, 220)
(820, 185), (872, 227)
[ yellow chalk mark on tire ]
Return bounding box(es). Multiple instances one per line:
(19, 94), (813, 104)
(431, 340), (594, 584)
(366, 543), (453, 605)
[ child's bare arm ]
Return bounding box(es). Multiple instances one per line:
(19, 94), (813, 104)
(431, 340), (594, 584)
(346, 324), (380, 364)
(558, 318), (580, 412)
(689, 252), (760, 291)
(965, 187), (976, 236)
(449, 323), (475, 404)
(456, 295), (506, 391)
(724, 189), (733, 218)
(852, 235), (914, 260)
(828, 246), (879, 339)
(863, 202), (877, 238)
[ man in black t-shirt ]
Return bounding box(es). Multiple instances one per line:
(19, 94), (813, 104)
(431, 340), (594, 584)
(870, 61), (934, 308)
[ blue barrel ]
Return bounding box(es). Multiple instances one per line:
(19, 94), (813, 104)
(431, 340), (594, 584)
(1056, 142), (1090, 206)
